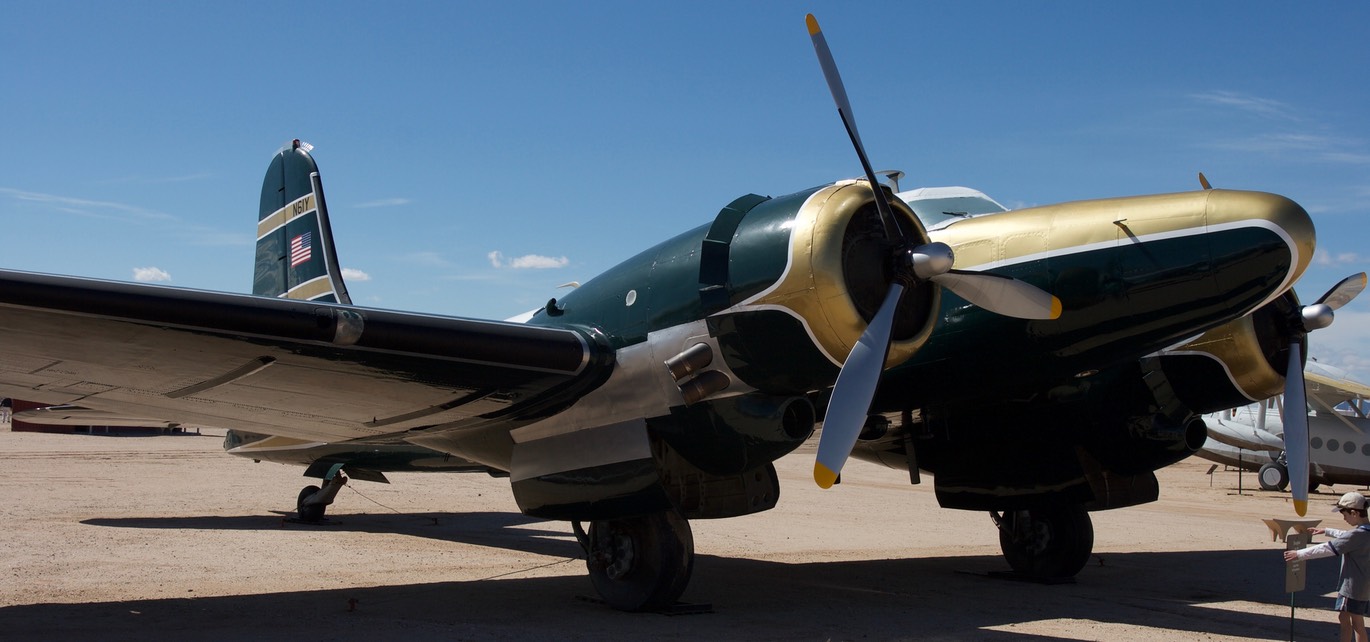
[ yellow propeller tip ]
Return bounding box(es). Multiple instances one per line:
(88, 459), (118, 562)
(1294, 499), (1308, 517)
(1049, 296), (1063, 320)
(806, 14), (821, 35)
(814, 462), (838, 489)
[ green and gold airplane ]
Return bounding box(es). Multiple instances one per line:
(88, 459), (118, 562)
(0, 15), (1340, 610)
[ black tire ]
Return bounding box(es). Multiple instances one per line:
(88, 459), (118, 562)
(1258, 462), (1289, 491)
(297, 485), (325, 522)
(586, 511), (694, 612)
(997, 504), (1094, 579)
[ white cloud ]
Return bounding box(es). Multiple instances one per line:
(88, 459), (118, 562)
(1207, 133), (1329, 154)
(1189, 92), (1369, 165)
(132, 267), (171, 282)
(487, 251), (569, 269)
(1202, 133), (1370, 165)
(1310, 310), (1370, 381)
(402, 251), (452, 268)
(96, 172), (213, 185)
(1, 187), (245, 248)
(1316, 249), (1366, 266)
(175, 227), (253, 247)
(1190, 91), (1299, 121)
(354, 198), (412, 208)
(1320, 151), (1370, 165)
(0, 187), (173, 221)
(341, 268), (371, 281)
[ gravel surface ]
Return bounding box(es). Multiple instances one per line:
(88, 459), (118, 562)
(0, 422), (1349, 640)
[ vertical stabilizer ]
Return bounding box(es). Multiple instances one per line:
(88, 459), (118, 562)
(254, 140), (351, 304)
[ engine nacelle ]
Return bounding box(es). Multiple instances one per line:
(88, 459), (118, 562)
(1159, 290), (1302, 413)
(705, 182), (940, 394)
(1081, 413), (1209, 476)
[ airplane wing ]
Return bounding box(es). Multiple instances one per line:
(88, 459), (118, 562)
(9, 403), (181, 429)
(0, 269), (613, 446)
(1306, 371), (1370, 411)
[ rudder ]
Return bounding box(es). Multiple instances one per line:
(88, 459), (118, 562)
(254, 140), (351, 303)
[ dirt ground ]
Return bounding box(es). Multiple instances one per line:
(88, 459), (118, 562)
(0, 421), (1354, 641)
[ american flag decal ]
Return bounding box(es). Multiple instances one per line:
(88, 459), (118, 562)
(290, 232), (313, 267)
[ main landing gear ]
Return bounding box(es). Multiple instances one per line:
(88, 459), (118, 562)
(992, 503), (1094, 580)
(575, 510), (695, 612)
(1257, 460), (1319, 494)
(296, 473), (348, 523)
(1258, 461), (1289, 491)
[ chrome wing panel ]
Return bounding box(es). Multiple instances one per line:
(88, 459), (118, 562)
(0, 270), (611, 442)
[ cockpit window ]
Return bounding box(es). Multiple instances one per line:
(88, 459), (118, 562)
(902, 196), (1007, 230)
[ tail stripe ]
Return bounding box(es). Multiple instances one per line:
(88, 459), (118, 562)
(257, 193), (317, 240)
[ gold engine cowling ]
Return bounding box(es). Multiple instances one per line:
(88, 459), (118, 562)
(1158, 290), (1302, 413)
(709, 181), (941, 394)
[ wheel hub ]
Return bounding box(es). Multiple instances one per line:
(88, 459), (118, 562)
(996, 510), (1051, 555)
(590, 526), (636, 581)
(1018, 520), (1051, 555)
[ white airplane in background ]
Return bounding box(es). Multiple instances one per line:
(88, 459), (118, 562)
(1199, 360), (1370, 491)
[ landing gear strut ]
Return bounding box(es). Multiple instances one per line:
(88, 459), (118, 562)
(992, 503), (1093, 579)
(296, 473), (347, 523)
(583, 510), (694, 611)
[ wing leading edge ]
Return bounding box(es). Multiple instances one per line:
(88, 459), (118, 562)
(0, 269), (613, 444)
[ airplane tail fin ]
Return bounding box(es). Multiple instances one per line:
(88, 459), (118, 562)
(253, 140), (352, 304)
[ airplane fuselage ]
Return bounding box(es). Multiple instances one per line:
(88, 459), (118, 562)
(413, 182), (1314, 517)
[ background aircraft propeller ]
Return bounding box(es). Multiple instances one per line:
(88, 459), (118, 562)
(1284, 272), (1365, 515)
(806, 14), (1061, 488)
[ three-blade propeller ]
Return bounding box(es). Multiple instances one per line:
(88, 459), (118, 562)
(1285, 272), (1366, 515)
(807, 14), (1061, 488)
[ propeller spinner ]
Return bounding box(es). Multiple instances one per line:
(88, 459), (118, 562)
(806, 14), (1061, 488)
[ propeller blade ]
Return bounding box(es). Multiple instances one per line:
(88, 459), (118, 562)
(932, 270), (1063, 320)
(1300, 272), (1366, 332)
(807, 13), (903, 240)
(815, 283), (904, 488)
(1285, 341), (1310, 516)
(806, 15), (1063, 487)
(1198, 172), (1213, 190)
(1316, 272), (1367, 310)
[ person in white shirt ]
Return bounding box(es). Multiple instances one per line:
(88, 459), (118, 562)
(1286, 491), (1370, 642)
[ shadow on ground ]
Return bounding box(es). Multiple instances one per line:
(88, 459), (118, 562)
(13, 510), (1341, 641)
(83, 511), (579, 558)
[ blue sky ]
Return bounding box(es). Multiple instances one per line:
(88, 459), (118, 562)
(3, 2), (1368, 375)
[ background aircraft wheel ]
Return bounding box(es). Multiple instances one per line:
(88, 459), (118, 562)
(1258, 462), (1289, 491)
(296, 485), (325, 522)
(996, 504), (1093, 579)
(586, 510), (694, 611)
